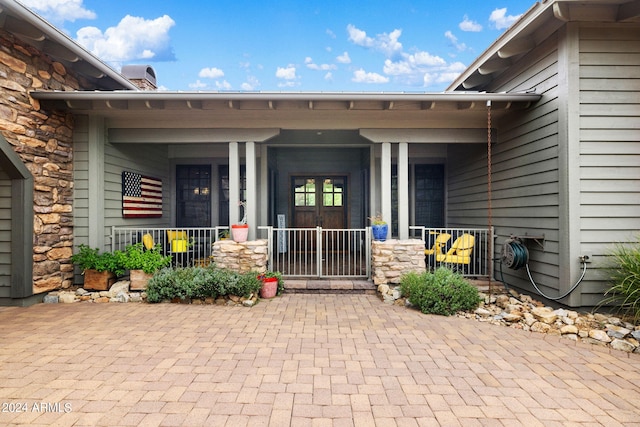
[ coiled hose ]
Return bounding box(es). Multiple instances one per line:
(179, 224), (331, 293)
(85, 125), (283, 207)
(501, 239), (587, 301)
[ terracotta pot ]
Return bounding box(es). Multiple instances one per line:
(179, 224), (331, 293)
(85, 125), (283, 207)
(260, 277), (278, 299)
(231, 224), (249, 242)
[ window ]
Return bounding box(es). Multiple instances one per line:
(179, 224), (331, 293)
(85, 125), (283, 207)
(176, 165), (211, 227)
(414, 164), (445, 227)
(218, 165), (246, 226)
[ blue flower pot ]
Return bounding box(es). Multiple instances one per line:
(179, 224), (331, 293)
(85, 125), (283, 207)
(372, 224), (388, 241)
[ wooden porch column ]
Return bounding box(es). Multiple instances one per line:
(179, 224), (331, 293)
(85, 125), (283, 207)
(245, 141), (257, 240)
(380, 142), (392, 240)
(229, 141), (240, 225)
(398, 142), (409, 239)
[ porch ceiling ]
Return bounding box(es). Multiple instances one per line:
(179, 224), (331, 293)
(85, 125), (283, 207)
(32, 91), (541, 130)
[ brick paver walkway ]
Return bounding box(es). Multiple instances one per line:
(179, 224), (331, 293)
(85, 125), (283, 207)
(0, 294), (639, 426)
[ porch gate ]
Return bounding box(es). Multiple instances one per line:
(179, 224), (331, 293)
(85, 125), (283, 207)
(260, 227), (371, 278)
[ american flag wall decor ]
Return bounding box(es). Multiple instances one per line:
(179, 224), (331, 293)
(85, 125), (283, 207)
(122, 171), (163, 218)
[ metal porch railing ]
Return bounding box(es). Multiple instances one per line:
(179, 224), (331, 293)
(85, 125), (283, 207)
(410, 226), (493, 278)
(111, 226), (229, 268)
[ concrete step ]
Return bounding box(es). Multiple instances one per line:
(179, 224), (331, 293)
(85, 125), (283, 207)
(284, 279), (377, 294)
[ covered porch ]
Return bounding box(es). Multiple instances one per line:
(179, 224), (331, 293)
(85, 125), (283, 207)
(32, 91), (540, 285)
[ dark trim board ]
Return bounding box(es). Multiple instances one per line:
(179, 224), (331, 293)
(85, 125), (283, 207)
(0, 135), (34, 304)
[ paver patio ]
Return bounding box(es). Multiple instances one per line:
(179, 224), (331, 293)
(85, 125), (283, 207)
(0, 294), (639, 426)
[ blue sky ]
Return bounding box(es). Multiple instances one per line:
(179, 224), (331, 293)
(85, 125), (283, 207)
(22, 0), (535, 92)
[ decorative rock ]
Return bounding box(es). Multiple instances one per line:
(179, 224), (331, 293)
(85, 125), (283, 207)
(76, 288), (89, 296)
(474, 308), (492, 318)
(530, 322), (552, 334)
(632, 330), (640, 341)
(560, 325), (578, 335)
(43, 294), (59, 304)
(610, 339), (636, 353)
(502, 312), (523, 322)
(531, 307), (558, 324)
(589, 329), (612, 343)
(606, 324), (631, 339)
(108, 280), (130, 298)
(58, 292), (77, 303)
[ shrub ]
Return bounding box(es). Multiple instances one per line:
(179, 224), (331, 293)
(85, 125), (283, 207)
(146, 265), (263, 303)
(400, 267), (481, 316)
(146, 267), (196, 303)
(603, 236), (640, 321)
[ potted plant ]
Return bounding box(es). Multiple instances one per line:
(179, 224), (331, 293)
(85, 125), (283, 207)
(121, 242), (172, 290)
(257, 271), (283, 299)
(369, 214), (388, 242)
(71, 244), (125, 291)
(231, 201), (249, 243)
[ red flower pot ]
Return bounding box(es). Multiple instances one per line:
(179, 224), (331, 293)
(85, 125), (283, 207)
(260, 277), (278, 299)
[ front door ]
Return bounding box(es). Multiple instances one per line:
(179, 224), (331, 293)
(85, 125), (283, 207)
(292, 176), (347, 228)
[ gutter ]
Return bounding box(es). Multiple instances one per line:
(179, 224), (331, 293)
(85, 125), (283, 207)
(31, 90), (542, 103)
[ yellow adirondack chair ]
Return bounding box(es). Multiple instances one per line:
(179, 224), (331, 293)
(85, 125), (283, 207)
(424, 233), (451, 256)
(436, 233), (475, 265)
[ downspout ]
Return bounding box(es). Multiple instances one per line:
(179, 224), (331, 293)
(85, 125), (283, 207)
(487, 100), (494, 293)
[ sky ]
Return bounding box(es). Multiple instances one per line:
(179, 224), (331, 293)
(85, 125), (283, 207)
(21, 0), (536, 92)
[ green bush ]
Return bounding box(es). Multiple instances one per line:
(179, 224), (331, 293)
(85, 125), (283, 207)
(604, 236), (640, 321)
(400, 267), (481, 316)
(120, 242), (172, 274)
(145, 265), (263, 303)
(71, 244), (126, 276)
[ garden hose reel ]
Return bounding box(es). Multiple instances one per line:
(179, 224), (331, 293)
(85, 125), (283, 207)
(501, 237), (529, 270)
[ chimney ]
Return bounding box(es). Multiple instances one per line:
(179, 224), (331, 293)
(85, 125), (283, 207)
(121, 65), (157, 90)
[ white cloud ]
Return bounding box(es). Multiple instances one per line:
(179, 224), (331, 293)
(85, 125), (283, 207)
(326, 29), (336, 39)
(347, 24), (374, 47)
(22, 0), (95, 23)
(305, 57), (337, 71)
(188, 80), (207, 89)
(241, 75), (260, 91)
(324, 72), (333, 81)
(276, 66), (297, 80)
(489, 8), (522, 30)
(198, 67), (224, 79)
(336, 52), (351, 64)
(347, 24), (403, 57)
(76, 15), (175, 62)
(216, 80), (232, 90)
(352, 69), (389, 84)
(444, 31), (467, 52)
(459, 15), (482, 32)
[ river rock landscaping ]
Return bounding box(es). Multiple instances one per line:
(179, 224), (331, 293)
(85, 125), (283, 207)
(43, 280), (260, 307)
(380, 283), (640, 354)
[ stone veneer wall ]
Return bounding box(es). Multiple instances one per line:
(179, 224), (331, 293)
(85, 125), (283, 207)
(371, 239), (426, 285)
(0, 29), (83, 294)
(211, 240), (269, 274)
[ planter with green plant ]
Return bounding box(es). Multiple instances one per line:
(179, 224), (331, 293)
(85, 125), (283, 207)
(257, 271), (284, 298)
(71, 244), (126, 291)
(120, 242), (172, 290)
(231, 201), (249, 242)
(369, 213), (388, 242)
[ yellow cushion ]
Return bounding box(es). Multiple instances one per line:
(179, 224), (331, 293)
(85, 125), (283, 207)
(142, 233), (154, 250)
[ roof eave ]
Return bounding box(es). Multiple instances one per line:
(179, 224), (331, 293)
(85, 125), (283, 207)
(0, 0), (138, 91)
